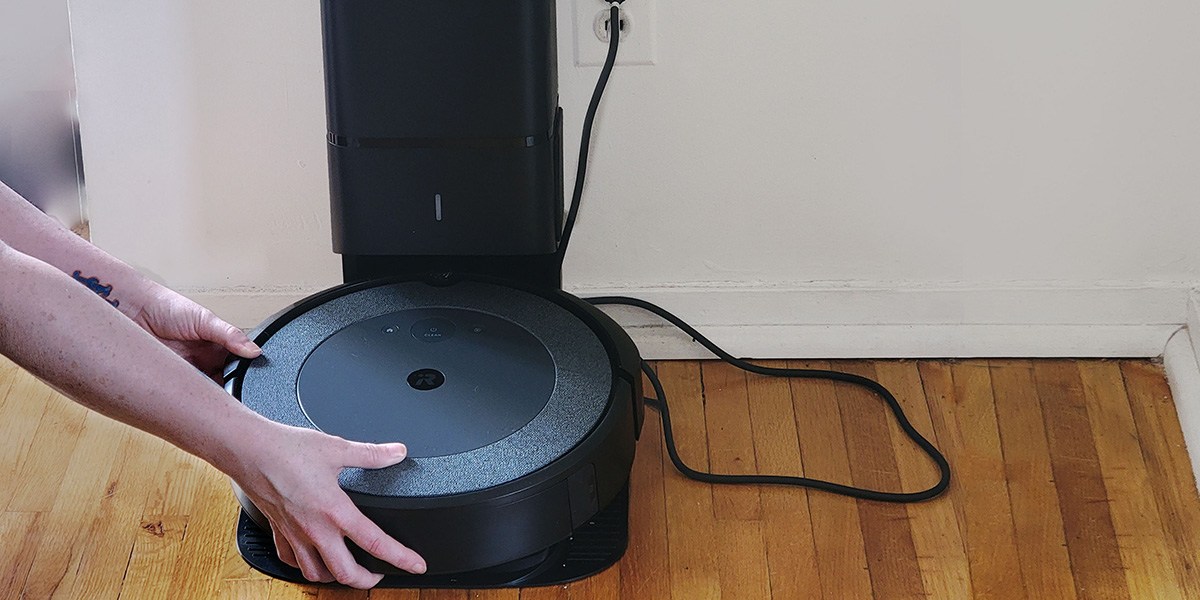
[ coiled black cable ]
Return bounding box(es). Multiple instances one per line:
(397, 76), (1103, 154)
(588, 296), (952, 503)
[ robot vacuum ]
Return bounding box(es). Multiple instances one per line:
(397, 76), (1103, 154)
(225, 275), (643, 579)
(224, 0), (645, 586)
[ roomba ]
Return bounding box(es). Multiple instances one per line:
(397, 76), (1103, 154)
(224, 275), (642, 578)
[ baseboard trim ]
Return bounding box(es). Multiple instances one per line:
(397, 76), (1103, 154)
(611, 323), (1180, 360)
(1188, 289), (1200, 366)
(1162, 328), (1200, 494)
(187, 283), (1189, 359)
(578, 283), (1187, 358)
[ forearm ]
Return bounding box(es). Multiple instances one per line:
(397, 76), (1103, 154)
(0, 235), (428, 586)
(0, 181), (158, 319)
(0, 239), (264, 474)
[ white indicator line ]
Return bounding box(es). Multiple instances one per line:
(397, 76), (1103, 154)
(435, 193), (443, 221)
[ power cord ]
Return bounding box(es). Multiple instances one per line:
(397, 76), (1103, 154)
(563, 4), (952, 503)
(556, 2), (621, 268)
(588, 297), (952, 503)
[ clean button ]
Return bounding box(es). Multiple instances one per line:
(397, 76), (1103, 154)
(410, 318), (456, 343)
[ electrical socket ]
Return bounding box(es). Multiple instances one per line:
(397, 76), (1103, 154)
(572, 0), (657, 67)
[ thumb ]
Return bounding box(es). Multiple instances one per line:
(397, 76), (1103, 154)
(346, 442), (408, 470)
(201, 316), (261, 358)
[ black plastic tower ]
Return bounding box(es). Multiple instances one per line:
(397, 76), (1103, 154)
(323, 0), (566, 287)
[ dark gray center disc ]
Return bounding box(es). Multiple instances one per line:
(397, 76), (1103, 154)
(297, 308), (555, 458)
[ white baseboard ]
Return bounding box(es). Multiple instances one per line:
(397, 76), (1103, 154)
(577, 282), (1188, 358)
(613, 323), (1180, 359)
(1162, 328), (1200, 494)
(1188, 289), (1200, 364)
(187, 289), (313, 330)
(186, 282), (1189, 359)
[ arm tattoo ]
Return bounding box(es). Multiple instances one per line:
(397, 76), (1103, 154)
(71, 270), (120, 308)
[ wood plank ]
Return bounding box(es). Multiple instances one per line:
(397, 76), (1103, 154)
(469, 588), (520, 600)
(1120, 361), (1200, 598)
(872, 360), (971, 600)
(567, 563), (619, 600)
(314, 585), (370, 600)
(915, 362), (970, 543)
(0, 372), (54, 509)
(922, 361), (1025, 600)
(619, 366), (670, 600)
(745, 361), (821, 600)
(697, 361), (771, 597)
(73, 431), (168, 600)
(0, 511), (41, 599)
(418, 589), (468, 600)
(20, 410), (128, 599)
(169, 462), (241, 599)
(656, 361), (720, 600)
(117, 514), (189, 600)
(218, 578), (275, 599)
(0, 356), (19, 398)
(367, 588), (420, 600)
(269, 580), (321, 599)
(714, 520), (771, 599)
(1035, 361), (1130, 600)
(122, 448), (219, 598)
(517, 584), (568, 600)
(989, 360), (1077, 600)
(5, 394), (89, 511)
(1078, 361), (1184, 600)
(145, 447), (209, 518)
(788, 360), (873, 600)
(835, 360), (925, 600)
(700, 361), (762, 521)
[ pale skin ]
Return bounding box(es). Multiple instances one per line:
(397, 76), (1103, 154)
(0, 181), (426, 588)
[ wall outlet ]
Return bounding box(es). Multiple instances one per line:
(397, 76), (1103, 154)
(573, 0), (657, 67)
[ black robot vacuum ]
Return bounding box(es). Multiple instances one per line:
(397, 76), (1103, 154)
(222, 0), (644, 587)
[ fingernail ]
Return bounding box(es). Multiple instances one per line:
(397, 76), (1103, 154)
(413, 561), (427, 574)
(394, 443), (408, 458)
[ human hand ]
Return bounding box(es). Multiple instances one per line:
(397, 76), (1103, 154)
(131, 285), (260, 378)
(228, 423), (427, 587)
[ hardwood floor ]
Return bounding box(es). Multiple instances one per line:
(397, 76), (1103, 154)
(1, 357), (1198, 599)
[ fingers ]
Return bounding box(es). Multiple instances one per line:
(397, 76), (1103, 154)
(272, 517), (365, 586)
(241, 429), (422, 587)
(198, 314), (261, 358)
(345, 441), (408, 470)
(269, 518), (299, 568)
(293, 543), (336, 583)
(311, 533), (387, 589)
(273, 508), (403, 587)
(341, 509), (428, 575)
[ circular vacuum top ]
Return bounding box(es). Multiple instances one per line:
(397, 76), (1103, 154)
(239, 280), (613, 498)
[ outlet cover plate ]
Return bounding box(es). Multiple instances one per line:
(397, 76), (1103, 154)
(573, 0), (657, 67)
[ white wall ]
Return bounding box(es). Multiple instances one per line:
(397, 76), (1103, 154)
(69, 0), (1200, 358)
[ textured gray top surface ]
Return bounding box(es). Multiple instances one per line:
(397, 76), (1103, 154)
(240, 281), (612, 497)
